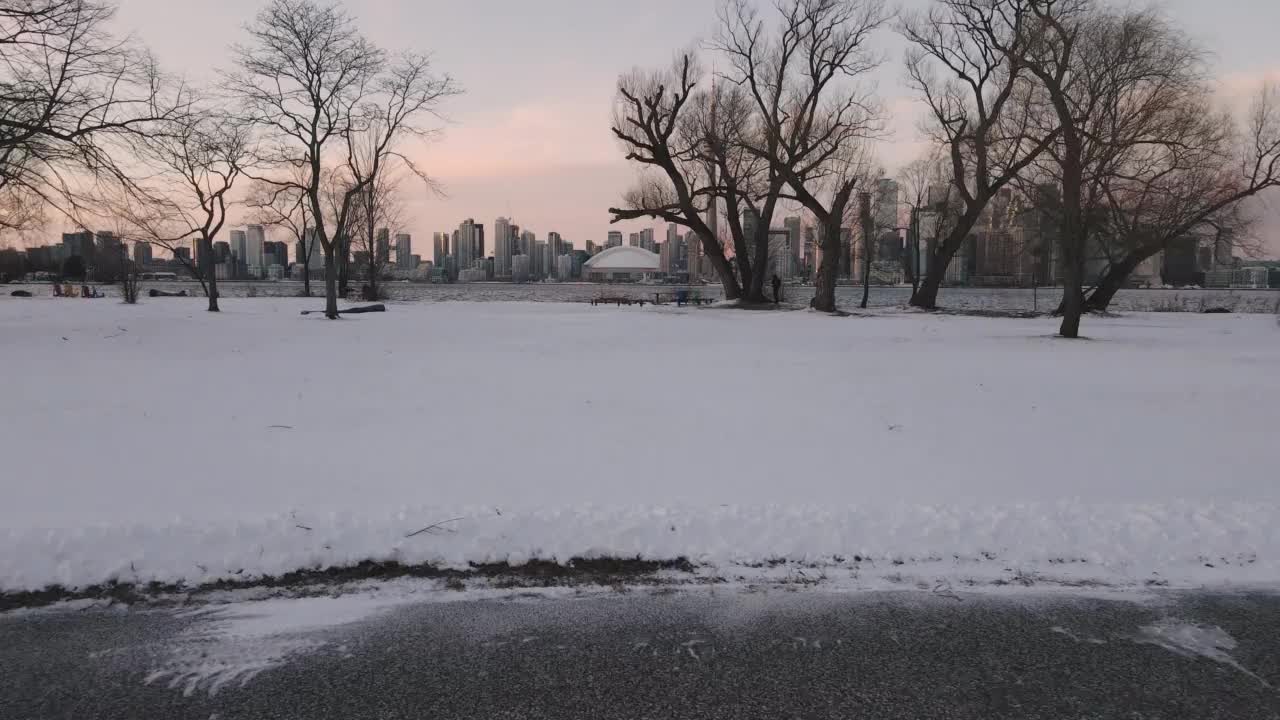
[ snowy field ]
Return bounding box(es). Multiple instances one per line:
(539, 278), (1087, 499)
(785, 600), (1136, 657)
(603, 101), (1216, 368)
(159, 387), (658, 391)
(2, 296), (1279, 593)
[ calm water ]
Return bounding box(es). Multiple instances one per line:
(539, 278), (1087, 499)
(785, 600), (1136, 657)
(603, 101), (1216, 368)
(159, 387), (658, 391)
(10, 280), (1280, 313)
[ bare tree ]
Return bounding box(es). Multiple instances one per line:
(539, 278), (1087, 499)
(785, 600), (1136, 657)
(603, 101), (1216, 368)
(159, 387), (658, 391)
(226, 0), (456, 319)
(247, 177), (315, 296)
(896, 150), (959, 295)
(713, 0), (888, 313)
(609, 55), (743, 300)
(1081, 83), (1280, 310)
(0, 0), (182, 230)
(899, 0), (1059, 310)
(981, 1), (1209, 337)
(347, 170), (405, 301)
(116, 112), (250, 312)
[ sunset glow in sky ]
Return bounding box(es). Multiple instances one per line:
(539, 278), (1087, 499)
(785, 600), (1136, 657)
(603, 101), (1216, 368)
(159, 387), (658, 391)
(111, 0), (1280, 252)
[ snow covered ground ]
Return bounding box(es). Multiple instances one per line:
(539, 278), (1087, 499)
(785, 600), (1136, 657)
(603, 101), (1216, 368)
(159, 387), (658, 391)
(2, 296), (1278, 594)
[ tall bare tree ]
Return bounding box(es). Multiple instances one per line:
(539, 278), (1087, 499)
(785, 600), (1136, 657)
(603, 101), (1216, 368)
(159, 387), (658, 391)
(609, 55), (742, 300)
(1081, 84), (1280, 310)
(226, 0), (456, 319)
(713, 0), (888, 312)
(0, 0), (182, 230)
(900, 0), (1059, 310)
(982, 1), (1208, 337)
(347, 170), (405, 301)
(116, 112), (250, 312)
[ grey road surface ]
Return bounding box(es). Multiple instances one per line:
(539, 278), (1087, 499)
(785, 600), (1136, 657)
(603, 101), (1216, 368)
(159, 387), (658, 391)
(3, 588), (1279, 719)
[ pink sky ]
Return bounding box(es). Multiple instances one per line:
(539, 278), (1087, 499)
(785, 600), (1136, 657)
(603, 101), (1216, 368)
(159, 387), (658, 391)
(64, 1), (1280, 256)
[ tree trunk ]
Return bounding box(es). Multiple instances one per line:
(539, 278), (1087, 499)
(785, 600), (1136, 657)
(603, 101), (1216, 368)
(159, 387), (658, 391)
(859, 193), (873, 310)
(909, 206), (983, 310)
(200, 236), (219, 312)
(811, 215), (842, 312)
(700, 232), (741, 300)
(1084, 252), (1147, 312)
(1058, 170), (1085, 338)
(337, 236), (350, 297)
(323, 246), (339, 320)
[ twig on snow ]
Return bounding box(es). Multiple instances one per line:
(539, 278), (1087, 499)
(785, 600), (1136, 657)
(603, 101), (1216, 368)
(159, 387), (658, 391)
(405, 517), (465, 538)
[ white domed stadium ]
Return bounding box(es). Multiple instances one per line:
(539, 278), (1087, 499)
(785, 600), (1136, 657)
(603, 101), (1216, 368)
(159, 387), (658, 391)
(582, 245), (660, 281)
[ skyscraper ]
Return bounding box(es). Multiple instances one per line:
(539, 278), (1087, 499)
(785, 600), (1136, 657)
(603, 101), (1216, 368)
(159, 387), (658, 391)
(61, 230), (95, 263)
(629, 232), (640, 247)
(433, 231), (449, 266)
(229, 229), (247, 278)
(639, 228), (655, 253)
(784, 216), (802, 271)
(133, 242), (152, 265)
(246, 224), (266, 276)
(393, 233), (412, 270)
(375, 228), (391, 266)
(494, 217), (513, 278)
(607, 231), (623, 249)
(547, 231), (564, 277)
(456, 219), (483, 270)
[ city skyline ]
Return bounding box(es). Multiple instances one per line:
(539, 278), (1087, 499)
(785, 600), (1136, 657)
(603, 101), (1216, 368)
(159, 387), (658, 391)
(91, 0), (1280, 255)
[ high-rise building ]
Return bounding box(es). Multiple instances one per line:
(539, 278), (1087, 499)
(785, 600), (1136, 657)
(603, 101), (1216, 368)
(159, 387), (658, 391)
(874, 179), (899, 232)
(803, 225), (817, 276)
(133, 242), (153, 265)
(607, 231), (623, 249)
(455, 219), (483, 270)
(556, 254), (573, 281)
(494, 217), (513, 278)
(375, 228), (391, 266)
(263, 241), (288, 269)
(629, 232), (640, 247)
(245, 224), (266, 276)
(432, 231), (450, 266)
(639, 228), (655, 253)
(519, 229), (536, 258)
(585, 240), (598, 256)
(395, 233), (413, 270)
(659, 241), (673, 274)
(784, 216), (802, 270)
(229, 229), (247, 277)
(511, 254), (531, 283)
(688, 231), (702, 279)
(61, 230), (95, 262)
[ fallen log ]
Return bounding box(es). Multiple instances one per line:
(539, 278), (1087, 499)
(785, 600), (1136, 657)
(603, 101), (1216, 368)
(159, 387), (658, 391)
(300, 304), (387, 316)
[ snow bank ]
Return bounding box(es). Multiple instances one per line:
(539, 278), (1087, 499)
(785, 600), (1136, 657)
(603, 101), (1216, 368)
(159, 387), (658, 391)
(2, 297), (1278, 592)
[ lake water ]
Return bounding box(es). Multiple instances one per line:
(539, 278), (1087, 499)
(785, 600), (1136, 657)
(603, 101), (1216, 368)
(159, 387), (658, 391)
(11, 280), (1280, 313)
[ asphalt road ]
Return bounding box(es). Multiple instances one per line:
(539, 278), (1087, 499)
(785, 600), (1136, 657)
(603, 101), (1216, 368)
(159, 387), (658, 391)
(4, 588), (1279, 719)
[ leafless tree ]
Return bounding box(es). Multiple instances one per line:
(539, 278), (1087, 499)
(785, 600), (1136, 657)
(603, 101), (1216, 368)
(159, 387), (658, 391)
(226, 0), (457, 319)
(0, 0), (183, 231)
(688, 81), (788, 302)
(982, 1), (1210, 337)
(609, 55), (743, 300)
(1081, 83), (1280, 310)
(896, 150), (959, 295)
(713, 0), (888, 312)
(116, 112), (251, 312)
(899, 0), (1059, 310)
(247, 176), (315, 296)
(347, 170), (405, 301)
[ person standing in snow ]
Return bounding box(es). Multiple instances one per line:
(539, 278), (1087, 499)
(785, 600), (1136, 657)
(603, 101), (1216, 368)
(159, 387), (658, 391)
(771, 274), (782, 304)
